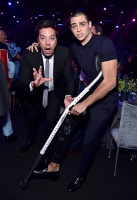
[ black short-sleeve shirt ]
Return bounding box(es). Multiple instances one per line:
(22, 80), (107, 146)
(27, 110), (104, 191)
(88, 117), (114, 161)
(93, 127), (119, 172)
(71, 34), (118, 101)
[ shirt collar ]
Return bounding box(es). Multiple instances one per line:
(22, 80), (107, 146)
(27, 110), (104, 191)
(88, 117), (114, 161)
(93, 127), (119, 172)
(41, 52), (54, 60)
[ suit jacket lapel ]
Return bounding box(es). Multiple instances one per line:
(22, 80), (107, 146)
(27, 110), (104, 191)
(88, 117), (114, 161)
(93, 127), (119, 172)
(53, 46), (60, 81)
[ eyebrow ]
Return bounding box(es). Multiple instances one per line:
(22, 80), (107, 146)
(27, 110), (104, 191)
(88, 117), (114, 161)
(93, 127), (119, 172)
(71, 21), (86, 25)
(39, 34), (56, 37)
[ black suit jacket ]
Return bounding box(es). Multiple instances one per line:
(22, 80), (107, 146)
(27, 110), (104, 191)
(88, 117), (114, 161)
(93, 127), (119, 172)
(20, 45), (75, 110)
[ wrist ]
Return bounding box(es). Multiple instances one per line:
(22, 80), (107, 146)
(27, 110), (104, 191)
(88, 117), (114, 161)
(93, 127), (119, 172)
(65, 95), (72, 98)
(31, 81), (34, 87)
(30, 81), (35, 91)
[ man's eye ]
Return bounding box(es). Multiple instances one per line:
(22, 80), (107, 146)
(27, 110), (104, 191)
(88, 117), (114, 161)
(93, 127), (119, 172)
(50, 37), (55, 41)
(41, 37), (45, 40)
(72, 25), (77, 29)
(81, 23), (86, 26)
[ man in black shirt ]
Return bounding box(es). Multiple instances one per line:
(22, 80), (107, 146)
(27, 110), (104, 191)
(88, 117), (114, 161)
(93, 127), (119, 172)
(66, 11), (118, 192)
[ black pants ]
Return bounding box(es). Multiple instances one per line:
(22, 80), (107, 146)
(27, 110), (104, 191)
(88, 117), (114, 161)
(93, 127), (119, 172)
(50, 96), (118, 179)
(26, 91), (62, 142)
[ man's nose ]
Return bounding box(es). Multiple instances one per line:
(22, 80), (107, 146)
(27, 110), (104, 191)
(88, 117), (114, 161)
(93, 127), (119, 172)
(76, 25), (81, 31)
(45, 39), (50, 45)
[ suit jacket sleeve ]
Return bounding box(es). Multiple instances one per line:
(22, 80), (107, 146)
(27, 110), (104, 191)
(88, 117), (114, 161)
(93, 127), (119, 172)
(20, 50), (44, 109)
(20, 49), (43, 93)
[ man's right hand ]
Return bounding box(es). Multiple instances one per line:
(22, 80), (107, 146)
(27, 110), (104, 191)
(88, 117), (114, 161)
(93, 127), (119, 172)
(31, 66), (52, 88)
(64, 96), (75, 108)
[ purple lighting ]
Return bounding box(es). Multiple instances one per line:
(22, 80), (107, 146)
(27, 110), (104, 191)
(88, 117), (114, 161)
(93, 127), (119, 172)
(132, 18), (136, 22)
(8, 2), (12, 6)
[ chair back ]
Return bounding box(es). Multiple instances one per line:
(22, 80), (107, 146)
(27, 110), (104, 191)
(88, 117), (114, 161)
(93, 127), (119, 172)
(118, 101), (137, 149)
(0, 49), (8, 77)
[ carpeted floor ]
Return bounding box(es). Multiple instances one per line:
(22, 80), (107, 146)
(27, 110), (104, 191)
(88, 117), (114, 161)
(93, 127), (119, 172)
(0, 106), (137, 200)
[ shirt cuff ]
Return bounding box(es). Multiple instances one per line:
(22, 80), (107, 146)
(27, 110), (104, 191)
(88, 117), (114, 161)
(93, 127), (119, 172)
(29, 82), (34, 91)
(65, 95), (72, 98)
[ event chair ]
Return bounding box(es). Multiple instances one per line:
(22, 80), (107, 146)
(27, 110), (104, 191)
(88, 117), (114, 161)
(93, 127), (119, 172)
(108, 101), (137, 176)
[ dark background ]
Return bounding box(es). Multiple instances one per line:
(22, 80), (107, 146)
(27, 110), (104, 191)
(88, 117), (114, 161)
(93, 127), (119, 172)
(0, 0), (137, 49)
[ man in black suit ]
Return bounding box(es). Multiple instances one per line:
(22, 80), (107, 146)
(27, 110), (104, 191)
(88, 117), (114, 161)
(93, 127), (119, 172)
(19, 19), (75, 153)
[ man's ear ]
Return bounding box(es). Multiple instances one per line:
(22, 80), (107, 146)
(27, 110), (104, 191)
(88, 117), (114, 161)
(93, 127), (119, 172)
(89, 21), (92, 29)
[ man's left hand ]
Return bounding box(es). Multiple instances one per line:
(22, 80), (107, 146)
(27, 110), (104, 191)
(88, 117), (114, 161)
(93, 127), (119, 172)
(68, 102), (87, 116)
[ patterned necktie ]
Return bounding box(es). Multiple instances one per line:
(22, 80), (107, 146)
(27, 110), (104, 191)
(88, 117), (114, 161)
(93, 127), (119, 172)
(42, 59), (49, 107)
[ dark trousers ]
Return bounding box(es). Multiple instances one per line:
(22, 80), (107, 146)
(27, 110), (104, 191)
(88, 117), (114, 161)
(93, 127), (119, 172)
(69, 80), (87, 152)
(78, 99), (118, 178)
(26, 91), (62, 142)
(51, 96), (118, 178)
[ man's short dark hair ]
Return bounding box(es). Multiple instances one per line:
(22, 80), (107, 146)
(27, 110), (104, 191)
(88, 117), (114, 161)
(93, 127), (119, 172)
(92, 24), (103, 35)
(36, 19), (57, 36)
(70, 11), (90, 23)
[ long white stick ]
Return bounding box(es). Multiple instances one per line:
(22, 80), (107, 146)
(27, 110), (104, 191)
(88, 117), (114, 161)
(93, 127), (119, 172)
(40, 71), (102, 154)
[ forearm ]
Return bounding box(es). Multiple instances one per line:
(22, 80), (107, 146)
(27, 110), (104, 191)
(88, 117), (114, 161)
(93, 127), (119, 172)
(82, 79), (116, 108)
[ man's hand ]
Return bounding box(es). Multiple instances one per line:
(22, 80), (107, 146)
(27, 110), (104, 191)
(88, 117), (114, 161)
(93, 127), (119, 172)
(27, 42), (39, 52)
(64, 96), (75, 108)
(68, 102), (87, 116)
(64, 96), (87, 116)
(31, 66), (52, 88)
